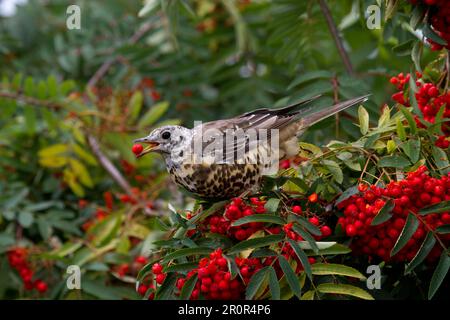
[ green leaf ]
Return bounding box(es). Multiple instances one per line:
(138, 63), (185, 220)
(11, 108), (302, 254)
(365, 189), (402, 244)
(179, 274), (198, 300)
(322, 159), (343, 184)
(405, 232), (436, 274)
(18, 211), (34, 228)
(228, 234), (284, 254)
(409, 73), (423, 118)
(392, 39), (414, 56)
(423, 23), (447, 46)
(436, 225), (450, 234)
(268, 267), (280, 300)
(264, 198), (280, 213)
(316, 283), (374, 300)
(162, 247), (213, 263)
(155, 272), (177, 300)
(290, 215), (322, 236)
(391, 213), (419, 257)
(163, 262), (198, 273)
(307, 243), (352, 256)
(399, 105), (417, 134)
(432, 146), (450, 174)
(401, 139), (421, 163)
(428, 250), (450, 299)
(292, 225), (319, 254)
(287, 70), (332, 90)
(128, 91), (143, 123)
(137, 101), (169, 129)
(288, 239), (312, 281)
(335, 186), (359, 205)
(311, 263), (366, 280)
(396, 118), (407, 141)
(187, 201), (227, 226)
(231, 214), (285, 227)
(371, 200), (394, 226)
(411, 41), (423, 72)
(358, 105), (369, 135)
(419, 201), (450, 215)
(278, 255), (301, 298)
(246, 267), (270, 300)
(378, 155), (411, 168)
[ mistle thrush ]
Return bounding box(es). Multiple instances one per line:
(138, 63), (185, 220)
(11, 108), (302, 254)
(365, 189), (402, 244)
(134, 95), (369, 199)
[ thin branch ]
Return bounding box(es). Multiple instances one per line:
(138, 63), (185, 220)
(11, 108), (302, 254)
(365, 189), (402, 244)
(87, 21), (154, 88)
(0, 91), (62, 110)
(319, 0), (354, 75)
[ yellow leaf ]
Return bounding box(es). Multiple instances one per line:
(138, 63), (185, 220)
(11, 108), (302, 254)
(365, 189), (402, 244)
(38, 144), (69, 158)
(39, 156), (68, 168)
(63, 169), (85, 197)
(69, 159), (93, 188)
(73, 144), (98, 166)
(126, 223), (151, 239)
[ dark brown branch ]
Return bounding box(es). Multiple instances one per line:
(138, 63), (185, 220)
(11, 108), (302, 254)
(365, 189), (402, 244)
(87, 21), (154, 88)
(319, 0), (354, 75)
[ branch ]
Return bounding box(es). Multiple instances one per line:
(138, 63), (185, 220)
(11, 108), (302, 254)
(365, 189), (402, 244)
(87, 21), (154, 88)
(319, 0), (354, 75)
(0, 91), (62, 110)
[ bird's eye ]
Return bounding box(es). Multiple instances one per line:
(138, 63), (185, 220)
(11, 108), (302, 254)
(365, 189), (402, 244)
(162, 131), (171, 139)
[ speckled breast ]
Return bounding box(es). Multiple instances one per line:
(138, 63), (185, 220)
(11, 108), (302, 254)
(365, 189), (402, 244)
(169, 163), (263, 199)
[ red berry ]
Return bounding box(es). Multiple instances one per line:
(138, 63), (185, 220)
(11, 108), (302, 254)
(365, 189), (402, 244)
(156, 273), (166, 284)
(152, 263), (163, 275)
(292, 205), (302, 214)
(35, 280), (48, 293)
(132, 144), (143, 155)
(346, 225), (357, 237)
(320, 225), (332, 237)
(308, 193), (318, 203)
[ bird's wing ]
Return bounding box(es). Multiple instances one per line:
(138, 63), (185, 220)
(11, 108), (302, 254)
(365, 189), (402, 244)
(190, 95), (369, 163)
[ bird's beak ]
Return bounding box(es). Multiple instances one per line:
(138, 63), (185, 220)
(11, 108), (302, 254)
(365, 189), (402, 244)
(133, 136), (160, 158)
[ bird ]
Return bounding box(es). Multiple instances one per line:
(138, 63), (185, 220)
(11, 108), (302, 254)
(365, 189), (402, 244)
(134, 95), (369, 199)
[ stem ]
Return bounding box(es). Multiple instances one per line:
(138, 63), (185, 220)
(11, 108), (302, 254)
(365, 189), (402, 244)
(318, 0), (354, 75)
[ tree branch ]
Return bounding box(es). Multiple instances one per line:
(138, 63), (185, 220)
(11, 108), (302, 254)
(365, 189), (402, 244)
(0, 91), (62, 110)
(319, 0), (354, 75)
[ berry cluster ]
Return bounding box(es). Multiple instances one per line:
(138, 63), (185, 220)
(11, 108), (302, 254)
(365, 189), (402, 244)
(174, 249), (254, 300)
(390, 72), (450, 148)
(7, 247), (48, 293)
(337, 166), (450, 262)
(410, 0), (450, 50)
(202, 197), (266, 241)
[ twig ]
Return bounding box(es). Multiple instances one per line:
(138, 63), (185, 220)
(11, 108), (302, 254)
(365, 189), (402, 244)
(86, 21), (154, 88)
(319, 0), (354, 75)
(0, 91), (62, 110)
(87, 134), (133, 194)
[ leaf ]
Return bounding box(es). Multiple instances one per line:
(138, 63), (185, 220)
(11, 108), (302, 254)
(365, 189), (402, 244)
(231, 214), (285, 227)
(246, 267), (270, 300)
(322, 159), (343, 184)
(179, 274), (198, 300)
(385, 0), (399, 21)
(405, 232), (436, 274)
(432, 146), (450, 174)
(137, 101), (169, 129)
(268, 267), (280, 300)
(335, 186), (359, 205)
(155, 272), (177, 300)
(316, 283), (374, 300)
(69, 159), (93, 188)
(423, 23), (447, 46)
(290, 215), (321, 236)
(378, 155), (411, 168)
(288, 239), (312, 281)
(301, 290), (315, 300)
(371, 200), (394, 226)
(428, 250), (450, 299)
(391, 213), (419, 257)
(401, 139), (420, 163)
(292, 225), (319, 254)
(411, 41), (423, 72)
(436, 225), (450, 234)
(278, 255), (301, 298)
(307, 243), (352, 256)
(378, 106), (391, 128)
(399, 105), (417, 134)
(358, 105), (369, 135)
(311, 263), (366, 280)
(18, 211), (34, 228)
(264, 198), (280, 213)
(228, 234), (284, 254)
(164, 262), (198, 273)
(419, 201), (450, 215)
(89, 214), (122, 247)
(83, 280), (121, 300)
(38, 144), (69, 158)
(392, 39), (415, 56)
(409, 73), (423, 118)
(287, 70), (332, 90)
(396, 118), (407, 141)
(128, 91), (143, 123)
(162, 248), (213, 263)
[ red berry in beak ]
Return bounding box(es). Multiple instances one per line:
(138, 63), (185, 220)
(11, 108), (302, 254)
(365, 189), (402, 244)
(132, 143), (143, 155)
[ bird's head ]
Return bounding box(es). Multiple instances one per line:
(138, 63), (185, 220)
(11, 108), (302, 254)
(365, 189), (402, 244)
(134, 125), (191, 158)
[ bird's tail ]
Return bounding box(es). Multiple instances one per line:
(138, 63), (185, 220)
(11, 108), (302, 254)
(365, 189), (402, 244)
(298, 94), (370, 128)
